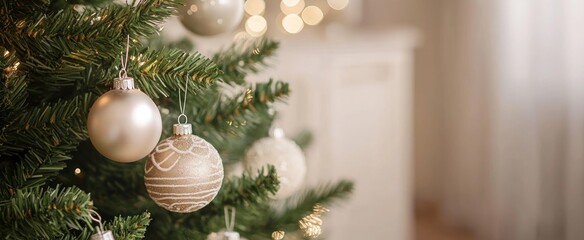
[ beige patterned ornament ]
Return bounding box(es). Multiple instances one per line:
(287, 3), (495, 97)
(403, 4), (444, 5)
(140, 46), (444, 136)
(145, 123), (224, 213)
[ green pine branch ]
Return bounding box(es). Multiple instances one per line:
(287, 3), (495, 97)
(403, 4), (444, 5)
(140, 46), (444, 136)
(1, 0), (181, 42)
(271, 180), (354, 228)
(0, 185), (151, 239)
(0, 94), (93, 197)
(237, 180), (354, 239)
(0, 185), (94, 239)
(197, 79), (289, 128)
(213, 39), (279, 85)
(130, 48), (220, 99)
(216, 165), (280, 207)
(0, 0), (220, 102)
(0, 48), (28, 139)
(104, 212), (151, 240)
(18, 42), (220, 102)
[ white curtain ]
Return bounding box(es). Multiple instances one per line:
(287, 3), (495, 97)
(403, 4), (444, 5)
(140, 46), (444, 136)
(425, 0), (584, 239)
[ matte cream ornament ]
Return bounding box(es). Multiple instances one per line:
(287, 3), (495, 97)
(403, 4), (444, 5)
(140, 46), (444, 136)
(88, 37), (162, 163)
(145, 123), (224, 213)
(243, 128), (306, 199)
(180, 0), (244, 36)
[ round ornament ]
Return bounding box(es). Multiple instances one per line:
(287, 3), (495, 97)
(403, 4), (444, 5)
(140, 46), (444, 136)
(88, 77), (162, 163)
(243, 130), (306, 199)
(89, 210), (116, 240)
(145, 123), (224, 213)
(90, 231), (115, 240)
(180, 0), (245, 36)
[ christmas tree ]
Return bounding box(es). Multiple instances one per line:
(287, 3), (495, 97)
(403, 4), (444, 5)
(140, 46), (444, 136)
(0, 0), (353, 239)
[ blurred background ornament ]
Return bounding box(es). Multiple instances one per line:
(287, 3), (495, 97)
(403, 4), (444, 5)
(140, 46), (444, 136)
(243, 127), (306, 199)
(180, 0), (244, 36)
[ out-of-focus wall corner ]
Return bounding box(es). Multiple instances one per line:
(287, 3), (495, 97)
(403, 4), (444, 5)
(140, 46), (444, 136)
(407, 0), (445, 210)
(359, 0), (446, 209)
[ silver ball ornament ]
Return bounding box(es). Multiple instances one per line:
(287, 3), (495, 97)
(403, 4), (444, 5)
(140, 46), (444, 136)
(90, 230), (115, 240)
(88, 77), (162, 163)
(145, 124), (224, 213)
(243, 135), (307, 199)
(180, 0), (245, 36)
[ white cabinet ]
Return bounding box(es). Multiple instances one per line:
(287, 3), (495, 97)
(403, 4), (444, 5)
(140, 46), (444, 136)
(269, 30), (418, 240)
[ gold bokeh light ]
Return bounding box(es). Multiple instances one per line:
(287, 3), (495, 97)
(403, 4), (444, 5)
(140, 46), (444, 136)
(280, 0), (305, 15)
(244, 0), (265, 15)
(301, 6), (324, 26)
(282, 0), (301, 7)
(245, 15), (268, 37)
(327, 0), (349, 10)
(282, 14), (304, 34)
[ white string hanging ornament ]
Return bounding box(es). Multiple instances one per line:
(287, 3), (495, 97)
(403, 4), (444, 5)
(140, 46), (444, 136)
(87, 35), (162, 163)
(144, 74), (224, 213)
(223, 206), (240, 240)
(207, 206), (241, 240)
(90, 210), (115, 240)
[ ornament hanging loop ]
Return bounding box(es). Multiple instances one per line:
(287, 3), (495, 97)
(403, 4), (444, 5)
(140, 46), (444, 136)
(114, 35), (135, 90)
(90, 209), (105, 234)
(270, 127), (285, 139)
(118, 69), (127, 80)
(177, 114), (188, 124)
(118, 35), (130, 79)
(90, 210), (115, 240)
(177, 75), (190, 124)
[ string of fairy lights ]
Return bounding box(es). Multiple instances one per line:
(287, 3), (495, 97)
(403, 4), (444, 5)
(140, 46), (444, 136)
(241, 0), (349, 37)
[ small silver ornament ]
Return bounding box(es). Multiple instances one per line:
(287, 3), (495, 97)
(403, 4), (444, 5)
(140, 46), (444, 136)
(208, 231), (244, 240)
(243, 128), (306, 199)
(224, 231), (240, 240)
(91, 230), (115, 240)
(180, 0), (244, 36)
(207, 206), (242, 240)
(88, 77), (162, 163)
(89, 210), (116, 240)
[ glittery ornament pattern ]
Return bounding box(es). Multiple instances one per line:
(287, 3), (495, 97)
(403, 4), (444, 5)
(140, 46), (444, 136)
(299, 204), (330, 238)
(145, 134), (223, 213)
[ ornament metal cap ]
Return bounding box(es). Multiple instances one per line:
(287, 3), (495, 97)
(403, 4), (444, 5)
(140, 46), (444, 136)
(90, 230), (114, 240)
(173, 123), (192, 135)
(113, 77), (135, 90)
(270, 127), (285, 139)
